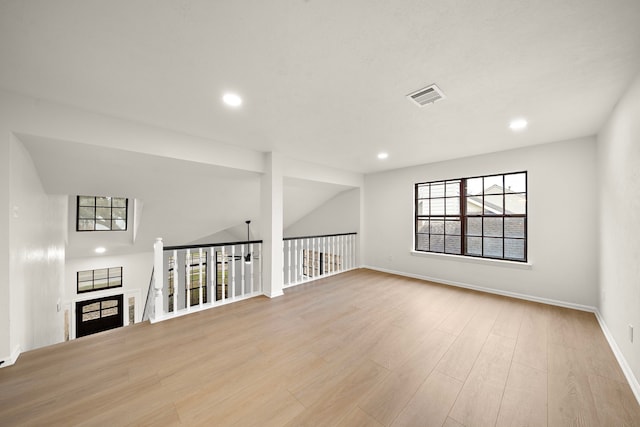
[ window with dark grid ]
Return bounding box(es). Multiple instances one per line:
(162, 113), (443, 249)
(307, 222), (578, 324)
(77, 196), (128, 231)
(77, 267), (123, 293)
(415, 172), (527, 262)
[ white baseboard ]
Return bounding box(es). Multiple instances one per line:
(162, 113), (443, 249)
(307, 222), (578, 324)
(361, 265), (640, 405)
(0, 345), (21, 368)
(264, 290), (284, 298)
(594, 310), (640, 405)
(363, 265), (596, 312)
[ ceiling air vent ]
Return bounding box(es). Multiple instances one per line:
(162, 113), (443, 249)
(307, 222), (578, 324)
(407, 84), (445, 107)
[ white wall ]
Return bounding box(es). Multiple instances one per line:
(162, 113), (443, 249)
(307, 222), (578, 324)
(8, 134), (66, 354)
(363, 136), (598, 307)
(64, 252), (153, 339)
(598, 73), (640, 388)
(0, 130), (10, 361)
(284, 188), (360, 238)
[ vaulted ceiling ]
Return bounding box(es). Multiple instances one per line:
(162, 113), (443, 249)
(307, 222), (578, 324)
(2, 0), (639, 174)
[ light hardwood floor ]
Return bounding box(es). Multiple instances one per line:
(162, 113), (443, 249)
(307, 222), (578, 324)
(1, 269), (638, 426)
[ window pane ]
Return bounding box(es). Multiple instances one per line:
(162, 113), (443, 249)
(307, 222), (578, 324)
(112, 220), (126, 230)
(466, 218), (482, 236)
(102, 300), (118, 309)
(109, 267), (122, 278)
(94, 278), (108, 289)
(445, 198), (460, 215)
(417, 185), (429, 199)
(93, 269), (108, 280)
(484, 195), (503, 215)
(78, 282), (93, 292)
(505, 173), (526, 193)
(78, 206), (95, 219)
(466, 237), (482, 255)
(431, 183), (445, 198)
(112, 208), (126, 220)
(484, 176), (503, 194)
(466, 178), (483, 196)
(466, 197), (482, 214)
(83, 312), (100, 321)
(430, 235), (444, 252)
(102, 307), (118, 317)
(416, 234), (429, 251)
(446, 181), (460, 197)
(445, 220), (461, 235)
(112, 198), (127, 208)
(483, 217), (503, 237)
(505, 194), (526, 215)
(96, 219), (111, 230)
(78, 196), (95, 206)
(108, 277), (122, 287)
(505, 239), (525, 260)
(483, 238), (503, 258)
(96, 197), (111, 207)
(417, 200), (429, 215)
(78, 270), (93, 282)
(504, 218), (525, 238)
(431, 198), (445, 215)
(430, 219), (444, 234)
(417, 220), (429, 233)
(445, 235), (461, 254)
(82, 302), (100, 313)
(96, 207), (111, 220)
(78, 219), (95, 231)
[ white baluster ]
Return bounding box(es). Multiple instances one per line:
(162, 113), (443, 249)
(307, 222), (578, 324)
(287, 240), (292, 286)
(249, 243), (254, 294)
(221, 247), (226, 300)
(231, 245), (236, 299)
(186, 251), (191, 310)
(258, 243), (262, 293)
(294, 239), (298, 283)
(198, 248), (203, 306)
(241, 244), (246, 297)
(212, 246), (218, 305)
(173, 249), (178, 313)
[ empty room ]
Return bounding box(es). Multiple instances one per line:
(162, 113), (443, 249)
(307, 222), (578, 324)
(1, 1), (639, 426)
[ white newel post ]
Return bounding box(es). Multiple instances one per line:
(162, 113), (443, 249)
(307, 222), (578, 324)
(153, 237), (164, 321)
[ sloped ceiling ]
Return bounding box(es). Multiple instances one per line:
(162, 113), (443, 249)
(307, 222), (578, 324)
(20, 135), (352, 257)
(1, 1), (639, 173)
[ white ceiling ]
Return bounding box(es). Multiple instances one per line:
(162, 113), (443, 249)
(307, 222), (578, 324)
(1, 1), (639, 174)
(20, 134), (351, 257)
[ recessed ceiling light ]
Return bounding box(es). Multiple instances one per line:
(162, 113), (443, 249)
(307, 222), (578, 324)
(222, 93), (242, 107)
(95, 247), (106, 254)
(509, 118), (528, 131)
(377, 152), (389, 159)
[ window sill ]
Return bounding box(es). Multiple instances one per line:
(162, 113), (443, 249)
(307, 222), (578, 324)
(410, 250), (533, 270)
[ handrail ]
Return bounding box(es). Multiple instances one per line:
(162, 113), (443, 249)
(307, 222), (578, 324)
(283, 232), (357, 241)
(164, 239), (263, 251)
(141, 266), (154, 322)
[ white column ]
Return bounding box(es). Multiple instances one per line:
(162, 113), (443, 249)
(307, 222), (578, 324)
(221, 247), (226, 300)
(172, 249), (178, 313)
(260, 152), (284, 298)
(152, 238), (164, 321)
(198, 248), (203, 305)
(241, 244), (246, 297)
(231, 245), (236, 299)
(249, 243), (255, 293)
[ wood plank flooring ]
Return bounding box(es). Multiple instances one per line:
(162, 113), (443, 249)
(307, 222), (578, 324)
(1, 268), (638, 426)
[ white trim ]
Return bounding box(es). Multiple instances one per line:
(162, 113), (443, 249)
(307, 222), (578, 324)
(149, 291), (264, 324)
(264, 290), (284, 298)
(283, 268), (357, 290)
(594, 310), (640, 405)
(410, 250), (533, 270)
(363, 265), (595, 312)
(0, 345), (21, 368)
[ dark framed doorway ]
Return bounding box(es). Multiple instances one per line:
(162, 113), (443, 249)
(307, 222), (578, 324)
(75, 294), (124, 338)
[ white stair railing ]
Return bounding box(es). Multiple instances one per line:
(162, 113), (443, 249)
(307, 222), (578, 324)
(150, 238), (262, 323)
(282, 232), (357, 288)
